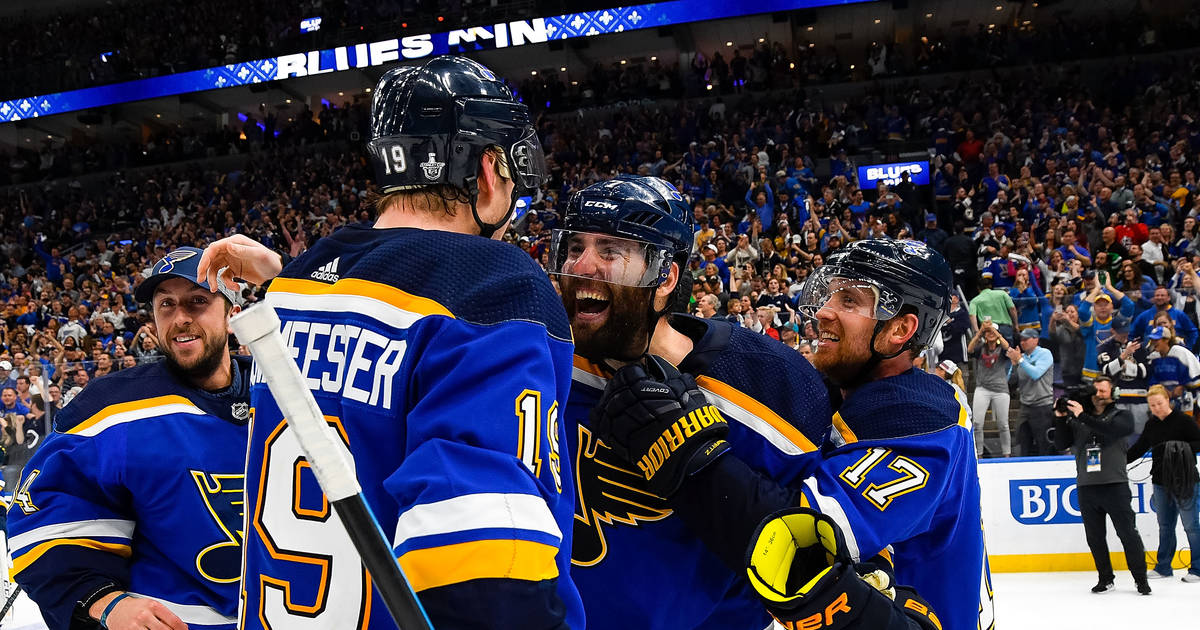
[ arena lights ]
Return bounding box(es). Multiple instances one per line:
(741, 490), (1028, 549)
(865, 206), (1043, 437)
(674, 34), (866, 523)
(0, 0), (855, 124)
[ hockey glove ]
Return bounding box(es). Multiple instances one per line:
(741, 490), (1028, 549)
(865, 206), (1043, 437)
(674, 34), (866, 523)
(591, 354), (730, 497)
(745, 508), (943, 630)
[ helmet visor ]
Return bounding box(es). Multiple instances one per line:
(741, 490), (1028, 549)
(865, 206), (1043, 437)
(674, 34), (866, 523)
(799, 265), (904, 321)
(548, 230), (671, 288)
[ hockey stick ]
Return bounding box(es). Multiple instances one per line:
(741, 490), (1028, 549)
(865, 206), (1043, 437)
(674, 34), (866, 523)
(231, 304), (433, 630)
(0, 585), (22, 619)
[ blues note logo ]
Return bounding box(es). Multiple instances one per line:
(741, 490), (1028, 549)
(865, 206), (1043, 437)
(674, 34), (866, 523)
(572, 424), (671, 566)
(192, 471), (245, 583)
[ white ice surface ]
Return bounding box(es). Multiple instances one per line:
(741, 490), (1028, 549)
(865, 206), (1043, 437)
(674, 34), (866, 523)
(3, 571), (1198, 629)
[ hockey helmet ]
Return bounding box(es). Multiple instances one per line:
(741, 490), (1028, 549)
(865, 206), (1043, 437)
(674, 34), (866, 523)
(549, 176), (694, 288)
(800, 238), (951, 351)
(366, 55), (547, 234)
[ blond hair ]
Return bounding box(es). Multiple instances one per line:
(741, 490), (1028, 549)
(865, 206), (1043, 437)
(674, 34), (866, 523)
(1146, 384), (1171, 401)
(949, 369), (966, 392)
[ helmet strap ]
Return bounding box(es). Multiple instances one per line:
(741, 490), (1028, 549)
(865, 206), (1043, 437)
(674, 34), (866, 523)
(464, 175), (518, 239)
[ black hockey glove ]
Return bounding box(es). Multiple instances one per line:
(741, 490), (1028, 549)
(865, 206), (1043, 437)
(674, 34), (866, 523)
(746, 508), (944, 630)
(591, 354), (730, 497)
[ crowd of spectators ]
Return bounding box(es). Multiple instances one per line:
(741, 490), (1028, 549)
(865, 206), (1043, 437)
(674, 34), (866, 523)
(8, 14), (1200, 484)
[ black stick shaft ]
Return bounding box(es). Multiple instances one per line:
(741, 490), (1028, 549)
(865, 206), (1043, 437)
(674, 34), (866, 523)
(332, 497), (433, 630)
(0, 585), (22, 619)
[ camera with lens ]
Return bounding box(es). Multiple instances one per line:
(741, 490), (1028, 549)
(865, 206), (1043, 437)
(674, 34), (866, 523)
(1054, 383), (1096, 415)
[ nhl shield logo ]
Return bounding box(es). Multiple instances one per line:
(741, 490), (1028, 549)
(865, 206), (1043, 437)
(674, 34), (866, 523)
(420, 152), (445, 180)
(231, 403), (249, 421)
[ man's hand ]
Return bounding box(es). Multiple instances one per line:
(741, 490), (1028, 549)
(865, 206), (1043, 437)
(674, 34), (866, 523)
(88, 593), (187, 630)
(1120, 341), (1141, 360)
(197, 234), (283, 291)
(1065, 400), (1084, 417)
(1006, 348), (1022, 363)
(591, 355), (729, 497)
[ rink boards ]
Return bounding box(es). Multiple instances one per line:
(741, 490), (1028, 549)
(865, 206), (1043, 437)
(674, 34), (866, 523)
(980, 455), (1197, 572)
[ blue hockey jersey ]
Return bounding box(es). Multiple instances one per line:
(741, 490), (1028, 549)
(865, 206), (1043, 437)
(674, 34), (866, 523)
(241, 226), (583, 630)
(801, 368), (993, 630)
(8, 357), (251, 630)
(567, 315), (831, 629)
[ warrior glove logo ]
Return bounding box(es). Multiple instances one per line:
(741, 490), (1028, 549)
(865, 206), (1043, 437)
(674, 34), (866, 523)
(420, 152), (445, 180)
(636, 404), (726, 481)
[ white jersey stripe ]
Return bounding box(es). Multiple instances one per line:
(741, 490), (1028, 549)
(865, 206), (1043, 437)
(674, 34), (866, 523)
(141, 595), (237, 626)
(392, 493), (562, 548)
(73, 403), (206, 437)
(803, 477), (861, 560)
(268, 291), (426, 330)
(9, 518), (136, 552)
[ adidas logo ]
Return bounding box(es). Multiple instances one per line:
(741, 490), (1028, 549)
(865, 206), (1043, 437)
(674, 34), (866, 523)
(310, 257), (340, 283)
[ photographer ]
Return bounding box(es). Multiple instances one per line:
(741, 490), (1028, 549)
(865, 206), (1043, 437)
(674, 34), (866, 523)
(1053, 376), (1151, 595)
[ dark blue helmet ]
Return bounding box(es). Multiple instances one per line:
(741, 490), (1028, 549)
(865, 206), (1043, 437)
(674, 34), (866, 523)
(802, 238), (952, 351)
(549, 176), (694, 289)
(561, 175), (694, 260)
(367, 55), (547, 235)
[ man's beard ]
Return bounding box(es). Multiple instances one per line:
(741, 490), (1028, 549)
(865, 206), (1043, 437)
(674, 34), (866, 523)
(160, 329), (229, 384)
(811, 327), (875, 388)
(561, 277), (655, 363)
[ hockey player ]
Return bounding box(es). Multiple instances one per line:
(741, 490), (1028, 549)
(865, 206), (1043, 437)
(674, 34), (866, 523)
(7, 247), (249, 630)
(200, 56), (582, 629)
(592, 238), (992, 630)
(552, 177), (943, 629)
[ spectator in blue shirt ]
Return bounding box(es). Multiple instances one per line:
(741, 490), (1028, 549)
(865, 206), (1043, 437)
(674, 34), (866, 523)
(981, 162), (1011, 204)
(745, 172), (775, 228)
(1132, 286), (1200, 349)
(1, 386), (30, 417)
(699, 243), (730, 288)
(1057, 228), (1093, 266)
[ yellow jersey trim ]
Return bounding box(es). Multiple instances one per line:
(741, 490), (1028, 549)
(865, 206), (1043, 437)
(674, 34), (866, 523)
(697, 375), (818, 452)
(11, 539), (132, 576)
(832, 411), (859, 444)
(398, 538), (559, 592)
(66, 395), (200, 436)
(268, 277), (454, 318)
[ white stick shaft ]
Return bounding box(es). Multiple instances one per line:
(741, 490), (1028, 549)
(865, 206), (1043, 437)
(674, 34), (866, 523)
(230, 303), (361, 501)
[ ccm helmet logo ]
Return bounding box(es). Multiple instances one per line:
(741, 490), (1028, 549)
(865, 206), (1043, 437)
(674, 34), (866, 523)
(583, 200), (619, 210)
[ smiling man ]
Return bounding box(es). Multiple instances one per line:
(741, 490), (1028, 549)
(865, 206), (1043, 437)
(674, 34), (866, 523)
(551, 178), (942, 630)
(590, 238), (992, 630)
(7, 247), (250, 630)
